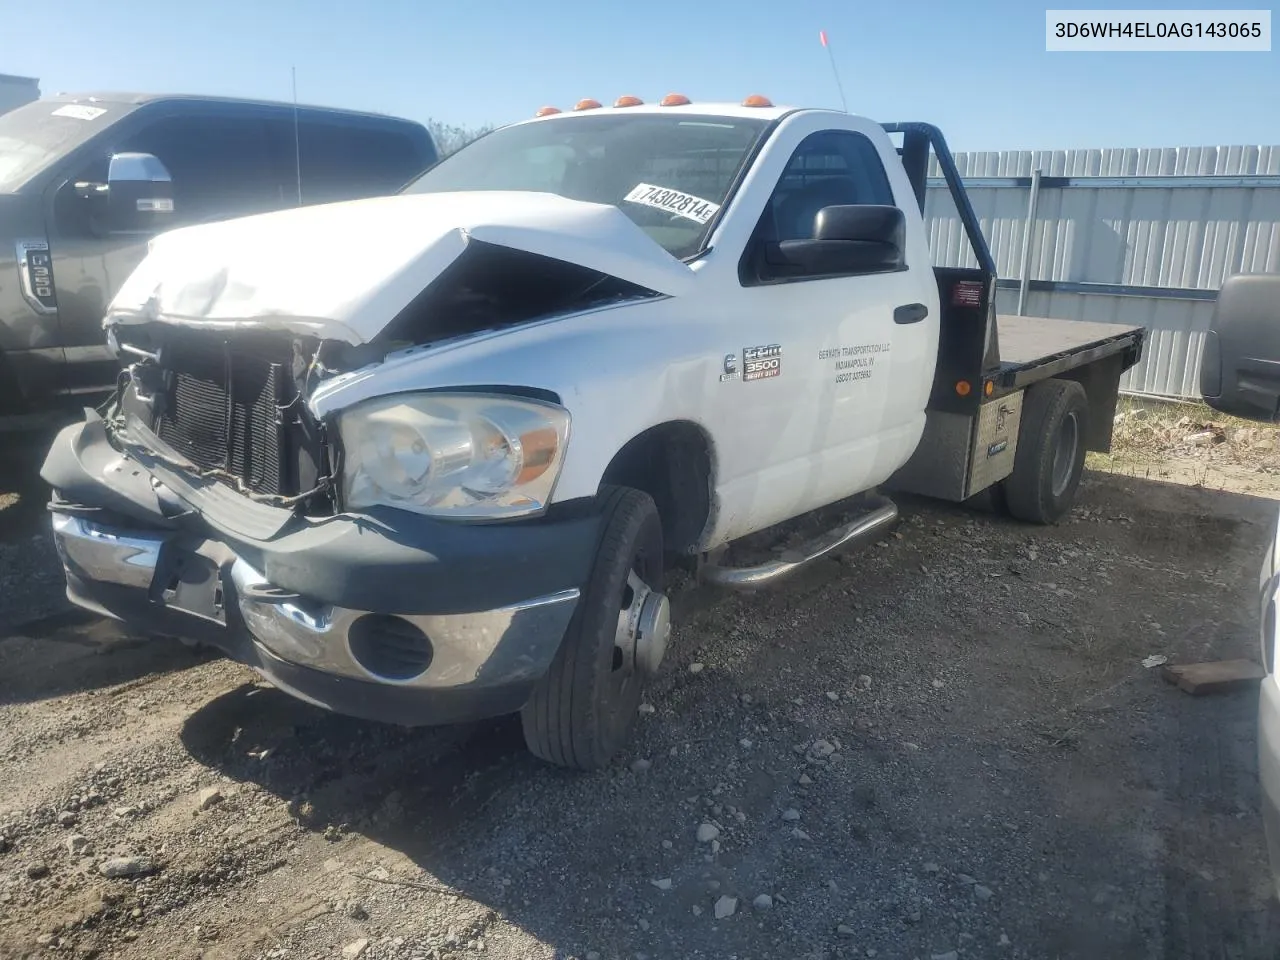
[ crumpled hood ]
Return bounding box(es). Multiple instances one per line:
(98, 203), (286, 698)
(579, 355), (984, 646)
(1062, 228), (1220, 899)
(105, 190), (695, 344)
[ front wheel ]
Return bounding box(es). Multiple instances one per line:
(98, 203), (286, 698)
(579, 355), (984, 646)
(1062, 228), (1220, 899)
(521, 486), (669, 770)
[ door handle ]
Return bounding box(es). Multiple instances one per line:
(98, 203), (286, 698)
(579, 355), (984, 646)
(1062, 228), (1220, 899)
(894, 303), (929, 325)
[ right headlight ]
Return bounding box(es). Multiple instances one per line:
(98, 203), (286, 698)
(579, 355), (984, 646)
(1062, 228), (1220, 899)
(338, 392), (571, 520)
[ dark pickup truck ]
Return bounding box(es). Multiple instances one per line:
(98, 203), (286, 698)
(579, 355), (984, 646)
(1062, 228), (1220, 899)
(0, 92), (437, 415)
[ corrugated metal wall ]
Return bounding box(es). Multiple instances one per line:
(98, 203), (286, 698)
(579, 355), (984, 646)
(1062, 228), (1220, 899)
(923, 146), (1280, 398)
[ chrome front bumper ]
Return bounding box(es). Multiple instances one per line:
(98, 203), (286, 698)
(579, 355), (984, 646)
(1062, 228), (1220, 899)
(51, 512), (579, 692)
(52, 512), (162, 589)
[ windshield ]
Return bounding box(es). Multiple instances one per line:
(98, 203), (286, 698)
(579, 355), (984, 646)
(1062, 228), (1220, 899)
(0, 99), (122, 192)
(402, 113), (770, 259)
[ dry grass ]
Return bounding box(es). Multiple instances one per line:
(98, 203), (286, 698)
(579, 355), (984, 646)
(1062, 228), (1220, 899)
(1086, 395), (1280, 496)
(1098, 395), (1279, 463)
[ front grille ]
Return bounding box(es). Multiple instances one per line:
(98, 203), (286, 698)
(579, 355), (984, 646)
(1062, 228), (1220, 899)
(154, 340), (288, 497)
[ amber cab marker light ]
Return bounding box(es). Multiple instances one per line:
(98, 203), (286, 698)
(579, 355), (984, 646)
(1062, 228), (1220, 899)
(659, 93), (691, 106)
(614, 95), (644, 107)
(955, 380), (972, 397)
(573, 98), (602, 111)
(984, 380), (994, 397)
(742, 94), (773, 107)
(535, 106), (561, 117)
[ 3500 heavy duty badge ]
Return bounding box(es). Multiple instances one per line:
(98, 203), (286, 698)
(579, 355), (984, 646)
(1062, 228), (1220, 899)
(742, 344), (782, 382)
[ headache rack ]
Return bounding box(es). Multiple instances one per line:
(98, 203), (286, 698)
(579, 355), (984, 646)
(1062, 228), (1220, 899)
(878, 121), (1144, 505)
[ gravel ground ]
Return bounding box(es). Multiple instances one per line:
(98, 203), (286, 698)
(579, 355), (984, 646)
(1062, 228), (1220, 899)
(2, 430), (1279, 960)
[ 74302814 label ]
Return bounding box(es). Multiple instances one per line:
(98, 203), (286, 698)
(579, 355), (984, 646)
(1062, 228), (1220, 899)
(623, 183), (721, 224)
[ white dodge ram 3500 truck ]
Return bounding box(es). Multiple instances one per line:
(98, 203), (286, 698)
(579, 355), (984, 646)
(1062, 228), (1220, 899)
(42, 95), (1146, 769)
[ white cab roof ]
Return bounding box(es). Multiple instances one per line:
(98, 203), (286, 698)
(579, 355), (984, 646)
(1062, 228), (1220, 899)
(521, 101), (846, 124)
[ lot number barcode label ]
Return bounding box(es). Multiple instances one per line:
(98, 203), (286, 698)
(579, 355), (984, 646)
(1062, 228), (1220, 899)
(623, 183), (721, 224)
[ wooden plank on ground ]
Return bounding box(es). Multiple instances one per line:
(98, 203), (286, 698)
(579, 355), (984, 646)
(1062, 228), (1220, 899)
(1161, 659), (1266, 696)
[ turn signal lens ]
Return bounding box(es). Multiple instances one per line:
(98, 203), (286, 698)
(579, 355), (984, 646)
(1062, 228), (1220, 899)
(955, 380), (972, 397)
(535, 106), (561, 117)
(984, 380), (994, 397)
(742, 94), (773, 107)
(573, 98), (602, 111)
(515, 425), (561, 484)
(659, 93), (691, 106)
(614, 95), (644, 107)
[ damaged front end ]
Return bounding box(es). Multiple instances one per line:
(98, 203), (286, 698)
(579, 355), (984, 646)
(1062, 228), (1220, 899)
(107, 323), (337, 516)
(96, 240), (658, 529)
(41, 318), (606, 725)
(39, 243), (655, 726)
(73, 188), (687, 529)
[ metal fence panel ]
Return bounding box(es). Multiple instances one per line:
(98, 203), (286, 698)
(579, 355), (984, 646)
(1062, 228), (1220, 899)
(922, 145), (1280, 397)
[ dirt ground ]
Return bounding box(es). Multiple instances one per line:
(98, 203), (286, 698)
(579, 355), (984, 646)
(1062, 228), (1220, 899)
(3, 410), (1280, 960)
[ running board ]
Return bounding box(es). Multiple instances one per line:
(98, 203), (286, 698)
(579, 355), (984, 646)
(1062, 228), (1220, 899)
(701, 495), (899, 590)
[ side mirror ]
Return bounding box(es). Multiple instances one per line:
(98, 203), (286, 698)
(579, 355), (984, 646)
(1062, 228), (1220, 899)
(105, 152), (175, 235)
(765, 204), (906, 278)
(1201, 273), (1280, 422)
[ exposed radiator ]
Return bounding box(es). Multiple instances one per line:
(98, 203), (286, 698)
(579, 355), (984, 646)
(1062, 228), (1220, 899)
(155, 340), (288, 497)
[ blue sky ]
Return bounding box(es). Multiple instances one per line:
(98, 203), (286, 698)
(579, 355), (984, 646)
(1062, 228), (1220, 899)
(3, 0), (1276, 151)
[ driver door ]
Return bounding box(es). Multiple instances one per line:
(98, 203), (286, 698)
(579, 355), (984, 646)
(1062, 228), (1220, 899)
(708, 126), (936, 539)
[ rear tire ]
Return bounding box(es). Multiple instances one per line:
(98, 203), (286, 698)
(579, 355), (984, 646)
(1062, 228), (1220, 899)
(521, 486), (664, 770)
(1002, 379), (1088, 524)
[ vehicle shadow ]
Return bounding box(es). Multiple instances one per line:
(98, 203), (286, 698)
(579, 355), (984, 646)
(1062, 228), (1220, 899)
(178, 576), (753, 958)
(0, 610), (215, 706)
(178, 681), (642, 957)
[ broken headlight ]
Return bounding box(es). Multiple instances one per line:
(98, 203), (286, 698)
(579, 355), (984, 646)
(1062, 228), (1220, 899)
(338, 393), (570, 520)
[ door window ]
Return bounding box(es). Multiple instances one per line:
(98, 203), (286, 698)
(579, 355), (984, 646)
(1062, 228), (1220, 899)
(742, 129), (897, 284)
(295, 120), (424, 204)
(116, 115), (290, 224)
(54, 113), (292, 235)
(766, 130), (893, 242)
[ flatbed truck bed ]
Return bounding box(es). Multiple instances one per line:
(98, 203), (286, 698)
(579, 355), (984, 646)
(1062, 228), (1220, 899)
(996, 315), (1143, 368)
(996, 315), (1144, 388)
(889, 310), (1144, 505)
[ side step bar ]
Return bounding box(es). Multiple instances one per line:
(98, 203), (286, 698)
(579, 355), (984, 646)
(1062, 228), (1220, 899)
(701, 495), (899, 590)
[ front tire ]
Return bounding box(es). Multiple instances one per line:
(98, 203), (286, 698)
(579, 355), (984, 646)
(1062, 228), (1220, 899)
(521, 486), (666, 770)
(1002, 379), (1088, 524)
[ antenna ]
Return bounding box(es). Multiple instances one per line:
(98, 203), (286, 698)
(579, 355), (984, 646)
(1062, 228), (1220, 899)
(819, 30), (849, 113)
(291, 66), (302, 206)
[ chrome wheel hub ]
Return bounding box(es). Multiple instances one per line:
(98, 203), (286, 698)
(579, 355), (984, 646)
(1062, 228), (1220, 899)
(616, 569), (671, 678)
(1051, 411), (1080, 498)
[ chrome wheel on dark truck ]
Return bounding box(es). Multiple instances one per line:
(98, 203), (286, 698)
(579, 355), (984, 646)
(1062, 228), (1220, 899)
(521, 486), (670, 770)
(1002, 378), (1089, 524)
